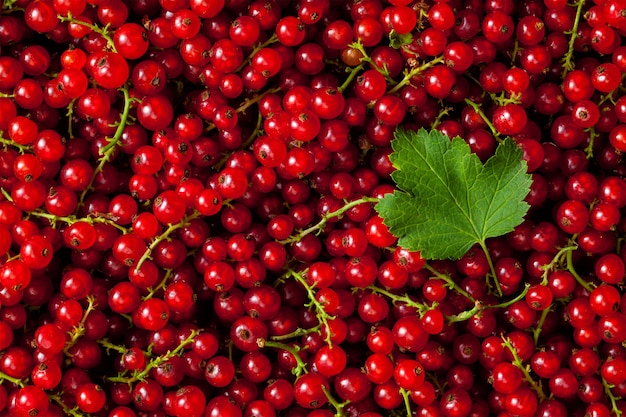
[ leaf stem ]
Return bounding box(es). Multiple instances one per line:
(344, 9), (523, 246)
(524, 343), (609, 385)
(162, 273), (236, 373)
(479, 240), (502, 297)
(2, 0), (20, 12)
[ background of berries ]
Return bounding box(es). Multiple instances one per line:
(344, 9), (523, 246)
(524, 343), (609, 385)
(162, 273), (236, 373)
(0, 0), (626, 417)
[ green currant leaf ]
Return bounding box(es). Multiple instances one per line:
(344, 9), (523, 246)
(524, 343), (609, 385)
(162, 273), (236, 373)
(376, 128), (532, 260)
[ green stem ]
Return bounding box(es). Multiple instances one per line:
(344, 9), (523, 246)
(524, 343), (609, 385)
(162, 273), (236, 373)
(227, 339), (233, 363)
(0, 370), (25, 387)
(479, 240), (502, 297)
(213, 111), (264, 171)
(0, 188), (12, 201)
(58, 13), (116, 52)
(602, 376), (623, 417)
(28, 209), (128, 233)
(561, 0), (586, 76)
(447, 283), (530, 323)
(347, 41), (394, 83)
(235, 33), (278, 73)
(490, 91), (523, 107)
(66, 98), (76, 139)
(0, 135), (31, 153)
(79, 85), (132, 205)
(269, 324), (321, 341)
(97, 338), (131, 354)
(463, 99), (502, 142)
(387, 56), (445, 96)
(423, 262), (475, 303)
(430, 106), (453, 130)
(244, 112), (264, 147)
(598, 89), (618, 106)
(489, 283), (530, 308)
(366, 285), (430, 316)
(566, 248), (593, 292)
(400, 388), (412, 417)
(49, 393), (91, 417)
(106, 329), (200, 383)
(510, 39), (521, 65)
(617, 237), (626, 258)
(501, 336), (548, 402)
(134, 212), (201, 272)
(279, 196), (379, 244)
(259, 340), (308, 377)
(206, 86), (282, 133)
(584, 126), (597, 158)
(2, 0), (19, 12)
(338, 63), (365, 93)
(64, 296), (97, 354)
(539, 244), (577, 284)
(142, 268), (173, 300)
(321, 385), (349, 417)
(289, 268), (335, 346)
(5, 253), (19, 262)
(532, 306), (552, 345)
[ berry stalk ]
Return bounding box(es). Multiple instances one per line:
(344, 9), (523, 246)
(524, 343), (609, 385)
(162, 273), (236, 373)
(258, 339), (308, 377)
(561, 0), (587, 76)
(287, 268), (335, 346)
(79, 85), (133, 205)
(106, 329), (200, 383)
(279, 196), (379, 244)
(501, 336), (548, 402)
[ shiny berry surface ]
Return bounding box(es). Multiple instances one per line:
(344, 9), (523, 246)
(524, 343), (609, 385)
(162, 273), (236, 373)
(0, 1), (625, 416)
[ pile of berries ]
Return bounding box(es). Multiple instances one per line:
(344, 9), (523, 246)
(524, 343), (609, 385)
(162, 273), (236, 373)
(0, 0), (626, 416)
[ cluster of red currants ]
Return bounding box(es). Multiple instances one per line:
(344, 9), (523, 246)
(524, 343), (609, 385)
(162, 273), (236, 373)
(0, 0), (625, 417)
